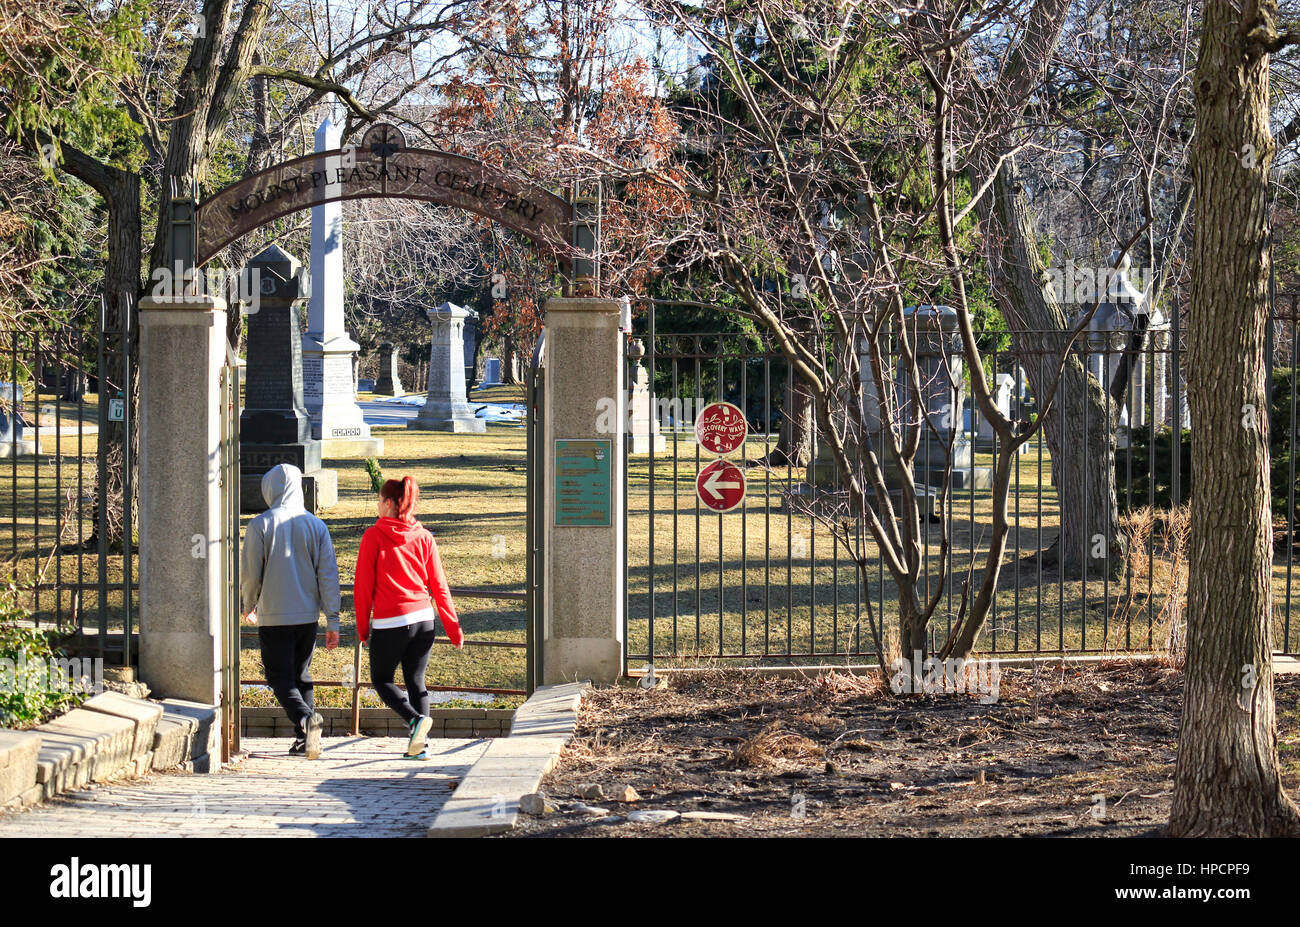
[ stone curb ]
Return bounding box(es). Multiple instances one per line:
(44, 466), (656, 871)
(427, 681), (586, 838)
(1, 695), (220, 814)
(0, 730), (42, 807)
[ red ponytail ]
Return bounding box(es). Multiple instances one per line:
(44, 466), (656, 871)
(380, 476), (420, 523)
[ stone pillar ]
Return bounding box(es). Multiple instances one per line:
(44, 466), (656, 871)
(137, 292), (225, 707)
(543, 298), (625, 684)
(410, 301), (485, 433)
(374, 342), (404, 396)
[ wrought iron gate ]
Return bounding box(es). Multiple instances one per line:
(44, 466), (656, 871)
(219, 345), (241, 761)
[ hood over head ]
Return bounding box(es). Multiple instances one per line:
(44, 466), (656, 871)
(262, 463), (305, 511)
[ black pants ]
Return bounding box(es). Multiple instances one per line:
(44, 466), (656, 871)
(369, 620), (437, 724)
(258, 623), (316, 738)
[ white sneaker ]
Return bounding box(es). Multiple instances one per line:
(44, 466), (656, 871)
(304, 712), (323, 759)
(407, 715), (433, 757)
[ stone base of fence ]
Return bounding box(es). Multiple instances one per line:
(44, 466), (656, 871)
(239, 706), (515, 739)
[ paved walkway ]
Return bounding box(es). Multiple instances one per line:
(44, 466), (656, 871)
(0, 736), (491, 838)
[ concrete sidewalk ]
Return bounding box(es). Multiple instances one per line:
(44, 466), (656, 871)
(0, 736), (490, 838)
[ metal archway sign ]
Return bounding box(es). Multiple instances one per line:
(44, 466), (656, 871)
(194, 124), (573, 266)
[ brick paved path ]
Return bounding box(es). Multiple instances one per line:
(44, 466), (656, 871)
(0, 736), (490, 838)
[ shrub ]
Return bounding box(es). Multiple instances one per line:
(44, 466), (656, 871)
(1116, 367), (1300, 519)
(364, 457), (384, 494)
(1115, 426), (1191, 513)
(0, 584), (86, 728)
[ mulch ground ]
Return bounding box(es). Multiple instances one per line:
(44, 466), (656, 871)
(508, 661), (1300, 837)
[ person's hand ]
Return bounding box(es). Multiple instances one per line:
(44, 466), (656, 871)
(243, 610), (257, 625)
(325, 631), (339, 650)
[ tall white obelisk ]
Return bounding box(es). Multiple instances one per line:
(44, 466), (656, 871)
(301, 114), (381, 455)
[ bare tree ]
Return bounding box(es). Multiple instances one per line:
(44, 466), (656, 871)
(642, 0), (1118, 666)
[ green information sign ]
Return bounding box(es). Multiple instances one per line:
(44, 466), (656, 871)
(554, 439), (612, 526)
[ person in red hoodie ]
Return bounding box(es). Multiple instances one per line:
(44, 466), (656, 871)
(354, 476), (464, 758)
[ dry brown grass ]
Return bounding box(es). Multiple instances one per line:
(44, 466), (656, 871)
(1108, 505), (1189, 665)
(729, 719), (825, 768)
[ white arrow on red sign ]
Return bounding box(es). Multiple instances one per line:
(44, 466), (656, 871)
(696, 458), (746, 512)
(694, 401), (748, 456)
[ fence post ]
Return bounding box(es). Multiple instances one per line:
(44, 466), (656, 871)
(541, 297), (626, 684)
(136, 287), (227, 715)
(351, 639), (362, 736)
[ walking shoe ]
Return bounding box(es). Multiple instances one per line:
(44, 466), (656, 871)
(403, 750), (429, 761)
(289, 738), (306, 756)
(406, 715), (433, 757)
(304, 712), (323, 759)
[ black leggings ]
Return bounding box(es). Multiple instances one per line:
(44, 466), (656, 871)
(369, 619), (437, 723)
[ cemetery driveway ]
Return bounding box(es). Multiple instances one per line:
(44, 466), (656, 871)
(0, 736), (491, 838)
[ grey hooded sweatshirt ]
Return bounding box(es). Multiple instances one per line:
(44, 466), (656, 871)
(240, 464), (341, 632)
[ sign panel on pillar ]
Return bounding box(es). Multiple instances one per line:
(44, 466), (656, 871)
(696, 459), (746, 512)
(554, 439), (612, 526)
(695, 401), (748, 455)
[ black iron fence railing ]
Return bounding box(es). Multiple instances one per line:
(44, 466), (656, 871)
(623, 299), (1300, 665)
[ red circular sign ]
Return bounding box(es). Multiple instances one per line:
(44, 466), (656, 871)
(696, 459), (746, 512)
(694, 401), (748, 455)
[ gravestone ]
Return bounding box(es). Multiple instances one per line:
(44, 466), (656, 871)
(889, 306), (989, 490)
(463, 308), (480, 391)
(1075, 252), (1158, 447)
(808, 311), (992, 516)
(238, 245), (336, 513)
(409, 301), (485, 433)
(300, 115), (383, 458)
(626, 340), (665, 454)
(40, 359), (84, 401)
(0, 383), (39, 457)
(975, 373), (1027, 454)
(374, 342), (404, 396)
(481, 357), (503, 388)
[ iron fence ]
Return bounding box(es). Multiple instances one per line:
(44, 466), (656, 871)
(0, 317), (136, 664)
(624, 299), (1300, 666)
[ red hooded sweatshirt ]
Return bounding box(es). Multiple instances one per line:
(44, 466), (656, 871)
(353, 516), (463, 646)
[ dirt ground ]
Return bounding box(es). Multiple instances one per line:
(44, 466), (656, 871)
(509, 661), (1300, 837)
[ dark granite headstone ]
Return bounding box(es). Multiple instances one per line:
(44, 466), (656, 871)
(463, 309), (479, 391)
(374, 342), (404, 396)
(238, 245), (331, 512)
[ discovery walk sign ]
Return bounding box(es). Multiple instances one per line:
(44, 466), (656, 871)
(194, 123), (573, 266)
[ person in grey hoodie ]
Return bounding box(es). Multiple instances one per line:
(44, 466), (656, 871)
(240, 463), (341, 758)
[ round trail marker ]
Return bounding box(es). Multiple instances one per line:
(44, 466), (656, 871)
(695, 401), (748, 455)
(696, 459), (746, 512)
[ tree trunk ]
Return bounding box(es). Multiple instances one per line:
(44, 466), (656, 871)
(1168, 0), (1300, 837)
(764, 374), (814, 468)
(982, 158), (1122, 572)
(51, 140), (141, 548)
